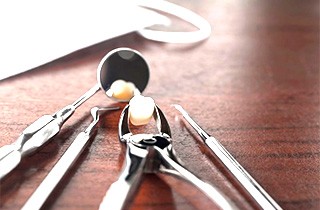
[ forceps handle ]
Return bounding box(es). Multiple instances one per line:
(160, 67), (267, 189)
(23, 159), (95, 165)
(99, 180), (132, 210)
(21, 131), (91, 210)
(99, 144), (148, 210)
(156, 147), (238, 210)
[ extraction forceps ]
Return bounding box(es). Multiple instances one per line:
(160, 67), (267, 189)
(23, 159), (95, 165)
(99, 104), (238, 210)
(174, 104), (283, 210)
(21, 106), (118, 210)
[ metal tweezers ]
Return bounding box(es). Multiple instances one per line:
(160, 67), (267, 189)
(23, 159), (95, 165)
(99, 104), (238, 210)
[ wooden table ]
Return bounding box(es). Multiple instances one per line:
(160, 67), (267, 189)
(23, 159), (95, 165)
(0, 0), (319, 209)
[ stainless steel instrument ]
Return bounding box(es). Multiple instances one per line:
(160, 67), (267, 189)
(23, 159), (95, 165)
(21, 106), (118, 210)
(0, 48), (149, 180)
(174, 104), (283, 210)
(99, 104), (238, 210)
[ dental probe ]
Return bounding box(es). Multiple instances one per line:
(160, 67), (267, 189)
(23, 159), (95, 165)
(21, 106), (118, 210)
(174, 104), (283, 210)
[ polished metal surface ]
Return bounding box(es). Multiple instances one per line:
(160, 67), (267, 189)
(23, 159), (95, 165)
(0, 48), (149, 180)
(99, 105), (237, 210)
(174, 104), (283, 210)
(0, 105), (75, 179)
(21, 107), (118, 210)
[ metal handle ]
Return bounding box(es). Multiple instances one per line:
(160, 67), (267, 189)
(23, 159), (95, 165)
(16, 105), (75, 156)
(155, 147), (238, 210)
(99, 144), (148, 210)
(0, 105), (75, 180)
(174, 104), (282, 210)
(0, 83), (101, 180)
(0, 146), (21, 179)
(99, 180), (134, 210)
(205, 137), (282, 210)
(22, 106), (118, 209)
(21, 131), (91, 210)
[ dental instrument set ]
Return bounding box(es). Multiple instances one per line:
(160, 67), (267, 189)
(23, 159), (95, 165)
(0, 47), (282, 210)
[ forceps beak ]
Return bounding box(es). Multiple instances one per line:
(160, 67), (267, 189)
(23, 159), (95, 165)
(118, 104), (171, 142)
(101, 104), (173, 210)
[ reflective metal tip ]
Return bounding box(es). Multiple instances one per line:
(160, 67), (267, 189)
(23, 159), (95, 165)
(172, 104), (210, 140)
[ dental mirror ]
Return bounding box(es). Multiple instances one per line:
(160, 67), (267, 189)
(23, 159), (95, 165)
(98, 48), (149, 98)
(73, 47), (150, 107)
(0, 47), (150, 180)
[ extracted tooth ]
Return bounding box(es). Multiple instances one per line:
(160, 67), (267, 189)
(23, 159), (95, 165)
(129, 95), (155, 126)
(108, 79), (136, 101)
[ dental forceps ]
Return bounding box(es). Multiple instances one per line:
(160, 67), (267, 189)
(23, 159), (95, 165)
(99, 105), (238, 210)
(21, 106), (118, 210)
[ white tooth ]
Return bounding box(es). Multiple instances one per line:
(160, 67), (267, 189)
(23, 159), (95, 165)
(129, 95), (155, 126)
(109, 79), (135, 101)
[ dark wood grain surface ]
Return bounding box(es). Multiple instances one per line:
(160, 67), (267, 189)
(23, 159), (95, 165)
(0, 0), (319, 209)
